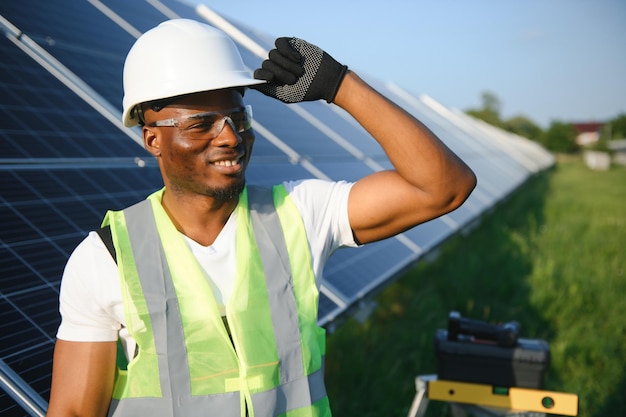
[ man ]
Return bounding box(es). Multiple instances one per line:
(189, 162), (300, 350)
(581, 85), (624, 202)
(47, 19), (475, 417)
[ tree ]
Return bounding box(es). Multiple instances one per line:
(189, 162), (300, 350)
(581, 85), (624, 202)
(503, 115), (543, 142)
(541, 121), (579, 153)
(465, 91), (546, 142)
(606, 113), (626, 139)
(466, 91), (503, 127)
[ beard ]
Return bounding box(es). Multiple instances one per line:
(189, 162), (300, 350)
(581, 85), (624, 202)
(204, 177), (246, 200)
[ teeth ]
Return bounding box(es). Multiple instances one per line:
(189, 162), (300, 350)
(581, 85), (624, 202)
(214, 160), (238, 167)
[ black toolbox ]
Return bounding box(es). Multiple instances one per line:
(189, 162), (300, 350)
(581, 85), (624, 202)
(434, 312), (550, 389)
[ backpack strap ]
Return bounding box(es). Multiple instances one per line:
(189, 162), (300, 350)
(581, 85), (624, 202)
(96, 225), (117, 263)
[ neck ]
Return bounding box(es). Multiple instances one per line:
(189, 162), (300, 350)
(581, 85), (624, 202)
(160, 188), (240, 246)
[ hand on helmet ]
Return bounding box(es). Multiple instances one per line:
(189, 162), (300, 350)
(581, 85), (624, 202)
(253, 37), (348, 104)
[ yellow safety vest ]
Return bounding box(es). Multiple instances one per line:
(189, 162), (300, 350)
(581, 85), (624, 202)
(103, 185), (331, 417)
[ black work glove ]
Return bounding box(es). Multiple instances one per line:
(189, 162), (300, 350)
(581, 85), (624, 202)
(253, 37), (348, 104)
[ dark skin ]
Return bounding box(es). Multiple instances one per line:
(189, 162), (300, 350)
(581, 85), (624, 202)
(47, 71), (476, 417)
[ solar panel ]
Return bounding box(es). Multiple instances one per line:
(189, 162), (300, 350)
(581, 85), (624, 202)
(0, 0), (554, 415)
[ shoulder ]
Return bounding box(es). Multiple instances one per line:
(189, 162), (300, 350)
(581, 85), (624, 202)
(281, 179), (358, 249)
(66, 231), (116, 269)
(57, 232), (121, 342)
(61, 230), (119, 298)
(282, 178), (354, 211)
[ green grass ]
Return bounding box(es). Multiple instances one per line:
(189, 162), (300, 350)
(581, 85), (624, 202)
(325, 156), (626, 417)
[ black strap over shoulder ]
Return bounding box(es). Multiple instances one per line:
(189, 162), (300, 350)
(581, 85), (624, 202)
(96, 225), (117, 263)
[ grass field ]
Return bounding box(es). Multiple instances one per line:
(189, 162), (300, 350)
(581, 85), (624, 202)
(324, 155), (626, 417)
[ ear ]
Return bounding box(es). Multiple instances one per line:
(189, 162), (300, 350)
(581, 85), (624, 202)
(143, 126), (161, 157)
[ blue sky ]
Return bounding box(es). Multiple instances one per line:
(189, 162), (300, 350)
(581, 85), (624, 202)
(200, 0), (625, 128)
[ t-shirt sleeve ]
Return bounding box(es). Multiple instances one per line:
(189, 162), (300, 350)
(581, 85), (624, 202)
(283, 179), (359, 264)
(56, 232), (122, 342)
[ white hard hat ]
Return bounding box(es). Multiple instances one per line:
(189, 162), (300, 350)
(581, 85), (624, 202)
(122, 19), (264, 127)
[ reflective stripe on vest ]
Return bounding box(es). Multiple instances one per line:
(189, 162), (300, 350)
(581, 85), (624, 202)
(104, 185), (331, 417)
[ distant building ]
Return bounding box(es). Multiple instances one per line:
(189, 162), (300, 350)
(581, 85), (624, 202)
(572, 122), (604, 146)
(575, 122), (626, 169)
(609, 139), (626, 166)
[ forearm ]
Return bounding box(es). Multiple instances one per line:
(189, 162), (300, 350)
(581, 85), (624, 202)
(334, 71), (476, 207)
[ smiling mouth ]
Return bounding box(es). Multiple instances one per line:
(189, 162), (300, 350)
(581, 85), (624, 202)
(213, 159), (241, 167)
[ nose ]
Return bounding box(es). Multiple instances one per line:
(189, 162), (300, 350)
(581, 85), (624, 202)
(213, 117), (242, 147)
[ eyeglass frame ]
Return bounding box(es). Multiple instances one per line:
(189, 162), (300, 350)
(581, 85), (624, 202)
(146, 105), (253, 140)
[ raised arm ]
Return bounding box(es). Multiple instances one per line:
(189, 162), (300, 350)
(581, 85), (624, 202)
(333, 72), (476, 243)
(47, 340), (116, 417)
(253, 37), (476, 244)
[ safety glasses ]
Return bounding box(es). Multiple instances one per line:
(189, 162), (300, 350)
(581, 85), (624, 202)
(147, 105), (253, 140)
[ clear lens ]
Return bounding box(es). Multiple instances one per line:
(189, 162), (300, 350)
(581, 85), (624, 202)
(149, 105), (252, 140)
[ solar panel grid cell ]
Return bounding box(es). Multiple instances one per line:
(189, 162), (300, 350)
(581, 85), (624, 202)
(1, 337), (54, 416)
(443, 201), (479, 226)
(403, 219), (455, 252)
(0, 297), (53, 360)
(102, 0), (178, 33)
(0, 45), (145, 162)
(10, 245), (64, 290)
(323, 240), (416, 303)
(245, 163), (313, 186)
(6, 345), (54, 399)
(0, 0), (131, 106)
(11, 289), (59, 339)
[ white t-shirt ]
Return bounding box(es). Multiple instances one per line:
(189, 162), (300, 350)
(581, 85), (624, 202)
(56, 179), (356, 348)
